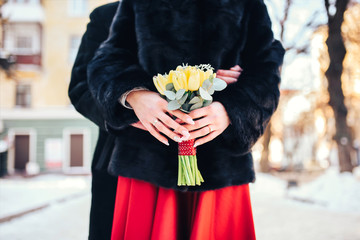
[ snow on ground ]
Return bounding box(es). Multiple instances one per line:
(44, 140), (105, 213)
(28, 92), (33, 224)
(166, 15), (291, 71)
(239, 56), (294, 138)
(0, 171), (359, 240)
(0, 193), (91, 240)
(0, 174), (91, 220)
(250, 172), (360, 240)
(286, 167), (360, 213)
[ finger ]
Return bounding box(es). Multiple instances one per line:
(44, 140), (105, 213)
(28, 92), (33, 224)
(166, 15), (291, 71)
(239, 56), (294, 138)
(183, 117), (212, 132)
(188, 125), (214, 140)
(157, 113), (190, 139)
(188, 106), (211, 120)
(153, 120), (184, 143)
(175, 118), (184, 124)
(193, 131), (219, 148)
(168, 109), (195, 125)
(131, 122), (147, 131)
(217, 69), (241, 78)
(230, 65), (242, 71)
(217, 76), (238, 84)
(143, 122), (169, 146)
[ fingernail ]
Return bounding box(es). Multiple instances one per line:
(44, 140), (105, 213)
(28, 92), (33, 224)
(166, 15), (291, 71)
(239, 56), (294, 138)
(187, 118), (195, 125)
(174, 136), (182, 143)
(163, 140), (169, 146)
(182, 130), (190, 137)
(181, 135), (190, 141)
(193, 142), (198, 148)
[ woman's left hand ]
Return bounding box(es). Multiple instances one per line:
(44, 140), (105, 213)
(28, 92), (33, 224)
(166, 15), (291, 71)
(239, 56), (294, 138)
(182, 101), (230, 147)
(216, 65), (242, 84)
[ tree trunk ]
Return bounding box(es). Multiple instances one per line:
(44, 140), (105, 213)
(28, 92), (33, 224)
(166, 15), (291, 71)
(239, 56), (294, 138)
(324, 0), (354, 172)
(260, 122), (271, 173)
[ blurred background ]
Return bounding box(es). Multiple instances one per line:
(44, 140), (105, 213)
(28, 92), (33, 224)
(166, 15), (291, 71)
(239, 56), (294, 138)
(0, 0), (359, 239)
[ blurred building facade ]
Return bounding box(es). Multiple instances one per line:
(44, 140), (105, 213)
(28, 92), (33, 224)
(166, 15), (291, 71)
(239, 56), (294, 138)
(0, 0), (115, 175)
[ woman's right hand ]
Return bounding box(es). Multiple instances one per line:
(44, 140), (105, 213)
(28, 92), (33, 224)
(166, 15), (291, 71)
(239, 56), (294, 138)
(126, 90), (194, 146)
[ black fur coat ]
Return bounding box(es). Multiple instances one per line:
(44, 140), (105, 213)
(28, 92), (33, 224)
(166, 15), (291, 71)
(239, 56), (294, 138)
(87, 0), (285, 191)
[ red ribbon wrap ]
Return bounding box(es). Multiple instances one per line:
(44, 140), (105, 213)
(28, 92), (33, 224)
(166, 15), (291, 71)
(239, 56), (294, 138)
(178, 139), (196, 155)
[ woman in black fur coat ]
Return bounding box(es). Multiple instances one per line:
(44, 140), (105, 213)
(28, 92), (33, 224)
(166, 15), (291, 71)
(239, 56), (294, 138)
(87, 0), (285, 239)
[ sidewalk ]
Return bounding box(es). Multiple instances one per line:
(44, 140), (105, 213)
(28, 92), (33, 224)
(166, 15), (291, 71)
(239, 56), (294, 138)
(0, 174), (91, 222)
(250, 173), (360, 240)
(0, 173), (359, 240)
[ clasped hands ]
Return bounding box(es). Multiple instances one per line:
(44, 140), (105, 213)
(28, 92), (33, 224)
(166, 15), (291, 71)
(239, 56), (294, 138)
(127, 65), (242, 147)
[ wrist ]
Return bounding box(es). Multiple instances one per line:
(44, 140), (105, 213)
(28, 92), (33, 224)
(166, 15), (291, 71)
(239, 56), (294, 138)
(126, 90), (149, 108)
(119, 88), (149, 109)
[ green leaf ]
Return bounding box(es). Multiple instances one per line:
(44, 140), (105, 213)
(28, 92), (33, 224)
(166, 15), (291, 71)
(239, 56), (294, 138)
(166, 83), (174, 91)
(168, 100), (181, 110)
(190, 101), (203, 111)
(164, 90), (176, 100)
(179, 93), (188, 105)
(180, 108), (190, 113)
(182, 103), (191, 112)
(189, 96), (201, 104)
(213, 78), (227, 91)
(203, 100), (212, 107)
(199, 87), (213, 101)
(182, 103), (191, 111)
(208, 74), (214, 81)
(202, 79), (211, 90)
(209, 76), (214, 83)
(208, 86), (215, 95)
(176, 89), (186, 100)
(202, 79), (215, 94)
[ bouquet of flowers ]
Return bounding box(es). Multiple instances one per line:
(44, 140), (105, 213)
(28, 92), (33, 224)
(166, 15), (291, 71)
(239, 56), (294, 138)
(153, 64), (227, 186)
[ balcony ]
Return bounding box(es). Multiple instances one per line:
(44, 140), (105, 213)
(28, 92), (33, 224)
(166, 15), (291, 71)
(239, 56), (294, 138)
(2, 1), (44, 23)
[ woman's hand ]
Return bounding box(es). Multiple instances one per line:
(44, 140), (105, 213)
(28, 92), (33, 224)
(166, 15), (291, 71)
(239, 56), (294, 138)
(126, 90), (194, 146)
(130, 121), (147, 131)
(216, 65), (242, 84)
(129, 65), (241, 138)
(182, 101), (230, 147)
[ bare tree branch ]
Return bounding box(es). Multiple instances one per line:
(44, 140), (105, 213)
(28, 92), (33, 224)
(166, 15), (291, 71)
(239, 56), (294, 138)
(280, 0), (292, 41)
(325, 0), (331, 19)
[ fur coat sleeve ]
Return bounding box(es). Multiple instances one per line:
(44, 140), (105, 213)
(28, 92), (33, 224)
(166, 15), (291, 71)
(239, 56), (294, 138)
(214, 0), (285, 156)
(87, 1), (154, 132)
(87, 0), (285, 154)
(68, 3), (119, 130)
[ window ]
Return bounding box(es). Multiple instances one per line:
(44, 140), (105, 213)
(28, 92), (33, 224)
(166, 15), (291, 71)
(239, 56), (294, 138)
(16, 36), (33, 50)
(9, 0), (28, 3)
(15, 84), (31, 108)
(4, 24), (41, 55)
(68, 0), (88, 17)
(69, 35), (81, 63)
(11, 0), (40, 3)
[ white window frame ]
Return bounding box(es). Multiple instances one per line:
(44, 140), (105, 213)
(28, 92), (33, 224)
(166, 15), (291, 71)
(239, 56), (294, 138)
(7, 128), (38, 175)
(15, 82), (32, 108)
(67, 0), (88, 17)
(4, 23), (41, 55)
(69, 35), (81, 63)
(63, 128), (91, 174)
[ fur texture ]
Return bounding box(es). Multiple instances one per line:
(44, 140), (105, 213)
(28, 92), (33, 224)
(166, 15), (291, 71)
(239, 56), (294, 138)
(87, 0), (285, 191)
(69, 2), (120, 240)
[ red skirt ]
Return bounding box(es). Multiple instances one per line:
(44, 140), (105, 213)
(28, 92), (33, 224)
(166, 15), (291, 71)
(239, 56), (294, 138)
(111, 176), (256, 240)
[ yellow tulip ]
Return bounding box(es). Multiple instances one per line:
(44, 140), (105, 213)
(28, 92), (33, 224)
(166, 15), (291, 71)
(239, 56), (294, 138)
(201, 69), (214, 86)
(176, 65), (184, 72)
(188, 68), (201, 91)
(199, 70), (206, 86)
(153, 73), (169, 95)
(170, 70), (188, 91)
(183, 66), (194, 80)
